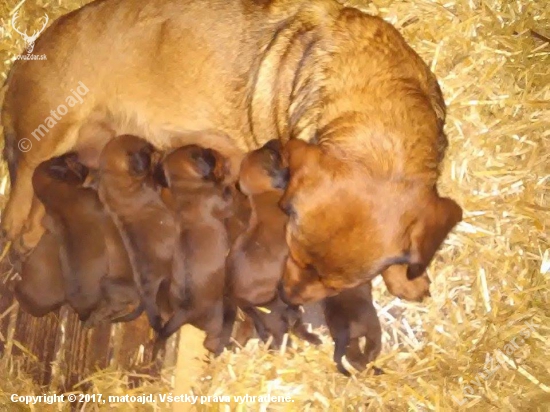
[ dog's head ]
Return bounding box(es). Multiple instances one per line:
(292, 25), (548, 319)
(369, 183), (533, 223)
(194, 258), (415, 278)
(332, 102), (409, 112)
(237, 139), (289, 196)
(98, 134), (158, 180)
(156, 145), (229, 188)
(278, 139), (462, 304)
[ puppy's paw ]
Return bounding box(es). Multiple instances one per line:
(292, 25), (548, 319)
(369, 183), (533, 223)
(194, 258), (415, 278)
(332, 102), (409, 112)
(304, 332), (322, 346)
(372, 367), (384, 376)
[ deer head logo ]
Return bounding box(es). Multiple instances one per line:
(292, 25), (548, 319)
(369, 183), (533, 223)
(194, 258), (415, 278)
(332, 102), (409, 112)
(11, 11), (49, 54)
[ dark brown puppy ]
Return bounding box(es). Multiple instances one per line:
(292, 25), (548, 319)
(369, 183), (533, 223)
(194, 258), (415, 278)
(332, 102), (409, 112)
(323, 283), (382, 376)
(96, 135), (176, 332)
(226, 140), (321, 348)
(14, 232), (65, 317)
(155, 145), (235, 354)
(32, 154), (139, 325)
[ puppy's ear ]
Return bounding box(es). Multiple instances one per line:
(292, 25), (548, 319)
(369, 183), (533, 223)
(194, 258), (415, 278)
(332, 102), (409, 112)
(47, 163), (69, 181)
(262, 139), (282, 155)
(407, 193), (462, 280)
(152, 162), (170, 188)
(82, 169), (100, 190)
(128, 146), (153, 176)
(64, 154), (89, 183)
(193, 148), (227, 182)
(282, 138), (310, 168)
(47, 155), (79, 181)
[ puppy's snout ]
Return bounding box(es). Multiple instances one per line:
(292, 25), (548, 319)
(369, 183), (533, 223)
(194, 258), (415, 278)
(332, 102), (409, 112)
(273, 167), (290, 190)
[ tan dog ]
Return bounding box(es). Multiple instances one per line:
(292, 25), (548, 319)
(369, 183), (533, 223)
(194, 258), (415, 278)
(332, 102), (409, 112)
(155, 145), (235, 354)
(14, 232), (65, 317)
(2, 0), (461, 303)
(31, 153), (140, 325)
(96, 135), (176, 332)
(227, 140), (321, 348)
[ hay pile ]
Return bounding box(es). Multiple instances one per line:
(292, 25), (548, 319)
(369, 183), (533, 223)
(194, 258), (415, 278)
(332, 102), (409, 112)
(0, 0), (549, 410)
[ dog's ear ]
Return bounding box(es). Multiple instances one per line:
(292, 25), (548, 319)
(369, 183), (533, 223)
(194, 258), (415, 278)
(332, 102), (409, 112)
(152, 162), (170, 188)
(47, 163), (69, 181)
(193, 148), (227, 182)
(82, 169), (100, 190)
(262, 139), (282, 155)
(282, 138), (311, 169)
(64, 153), (89, 183)
(47, 153), (78, 181)
(128, 146), (153, 176)
(407, 193), (462, 280)
(279, 139), (320, 215)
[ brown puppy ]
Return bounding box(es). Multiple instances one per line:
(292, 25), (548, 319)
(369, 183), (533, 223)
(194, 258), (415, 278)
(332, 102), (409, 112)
(96, 135), (176, 332)
(2, 1), (461, 301)
(155, 145), (235, 354)
(32, 154), (139, 325)
(323, 283), (382, 376)
(14, 232), (64, 317)
(227, 140), (321, 348)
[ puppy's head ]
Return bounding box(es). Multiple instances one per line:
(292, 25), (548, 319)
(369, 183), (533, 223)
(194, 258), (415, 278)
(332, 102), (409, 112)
(156, 145), (229, 188)
(279, 138), (462, 304)
(33, 153), (89, 193)
(99, 135), (157, 179)
(238, 140), (289, 196)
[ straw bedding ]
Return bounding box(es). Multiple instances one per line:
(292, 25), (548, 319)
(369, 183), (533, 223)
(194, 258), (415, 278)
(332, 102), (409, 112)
(0, 0), (548, 410)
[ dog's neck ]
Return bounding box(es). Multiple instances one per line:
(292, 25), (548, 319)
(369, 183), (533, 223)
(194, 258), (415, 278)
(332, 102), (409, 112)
(249, 3), (338, 146)
(249, 191), (288, 235)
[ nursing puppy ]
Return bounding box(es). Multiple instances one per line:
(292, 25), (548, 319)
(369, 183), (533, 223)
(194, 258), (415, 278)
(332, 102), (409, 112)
(323, 283), (382, 376)
(96, 135), (176, 332)
(14, 232), (64, 317)
(226, 140), (321, 348)
(32, 154), (139, 324)
(155, 145), (235, 354)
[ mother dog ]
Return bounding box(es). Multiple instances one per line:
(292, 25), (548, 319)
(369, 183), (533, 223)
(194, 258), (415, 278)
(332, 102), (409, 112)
(1, 0), (461, 303)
